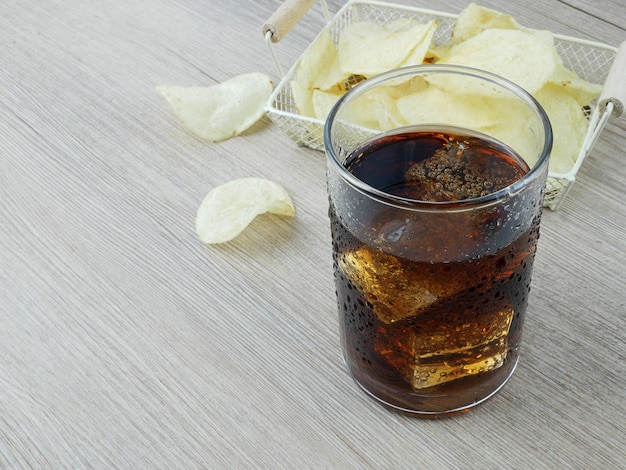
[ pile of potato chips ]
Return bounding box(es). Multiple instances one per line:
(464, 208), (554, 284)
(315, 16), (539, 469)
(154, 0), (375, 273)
(291, 3), (603, 174)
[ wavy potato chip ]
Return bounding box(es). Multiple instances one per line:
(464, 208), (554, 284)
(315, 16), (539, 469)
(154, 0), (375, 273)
(296, 29), (345, 91)
(292, 29), (348, 118)
(195, 178), (295, 244)
(367, 87), (407, 131)
(549, 64), (604, 106)
(157, 72), (273, 142)
(481, 98), (545, 166)
(338, 20), (435, 77)
(452, 2), (521, 44)
(312, 89), (343, 120)
(535, 84), (589, 174)
(487, 83), (591, 174)
(397, 85), (498, 130)
(291, 79), (315, 118)
(399, 20), (439, 67)
(440, 29), (558, 94)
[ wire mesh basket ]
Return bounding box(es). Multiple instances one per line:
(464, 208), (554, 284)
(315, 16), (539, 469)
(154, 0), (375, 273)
(263, 0), (624, 210)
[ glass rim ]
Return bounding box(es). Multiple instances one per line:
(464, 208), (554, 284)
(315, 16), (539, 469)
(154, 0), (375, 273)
(324, 64), (553, 211)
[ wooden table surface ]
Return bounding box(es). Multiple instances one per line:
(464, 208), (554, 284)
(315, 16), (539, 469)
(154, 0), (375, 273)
(1, 0), (625, 468)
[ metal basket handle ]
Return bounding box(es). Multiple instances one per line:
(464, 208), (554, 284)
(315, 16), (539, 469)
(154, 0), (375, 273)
(599, 40), (626, 119)
(580, 40), (626, 162)
(262, 0), (329, 77)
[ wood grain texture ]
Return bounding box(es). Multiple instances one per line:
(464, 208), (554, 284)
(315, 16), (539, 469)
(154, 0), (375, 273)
(0, 0), (624, 468)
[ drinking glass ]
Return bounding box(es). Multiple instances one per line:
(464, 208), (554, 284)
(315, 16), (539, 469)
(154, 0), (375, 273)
(325, 65), (552, 416)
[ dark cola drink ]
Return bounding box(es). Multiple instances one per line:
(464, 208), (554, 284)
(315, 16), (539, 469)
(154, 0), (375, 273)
(329, 128), (541, 414)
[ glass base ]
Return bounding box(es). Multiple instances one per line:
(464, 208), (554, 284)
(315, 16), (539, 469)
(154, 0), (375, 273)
(345, 354), (519, 418)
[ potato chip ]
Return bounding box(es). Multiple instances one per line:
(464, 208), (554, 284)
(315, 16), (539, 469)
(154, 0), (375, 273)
(317, 55), (347, 93)
(367, 87), (407, 131)
(337, 84), (412, 131)
(312, 89), (343, 120)
(452, 3), (521, 44)
(488, 84), (590, 174)
(338, 20), (435, 77)
(535, 84), (589, 174)
(157, 73), (273, 142)
(388, 75), (431, 95)
(338, 93), (381, 130)
(549, 63), (604, 106)
(481, 99), (545, 166)
(292, 29), (349, 119)
(399, 20), (439, 67)
(195, 178), (295, 244)
(440, 29), (558, 94)
(290, 79), (315, 118)
(397, 84), (499, 130)
(296, 29), (346, 92)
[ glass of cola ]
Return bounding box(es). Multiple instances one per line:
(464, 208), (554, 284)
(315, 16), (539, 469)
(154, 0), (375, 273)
(324, 65), (552, 416)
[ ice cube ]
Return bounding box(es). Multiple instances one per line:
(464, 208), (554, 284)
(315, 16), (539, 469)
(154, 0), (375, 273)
(337, 245), (472, 323)
(375, 305), (514, 389)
